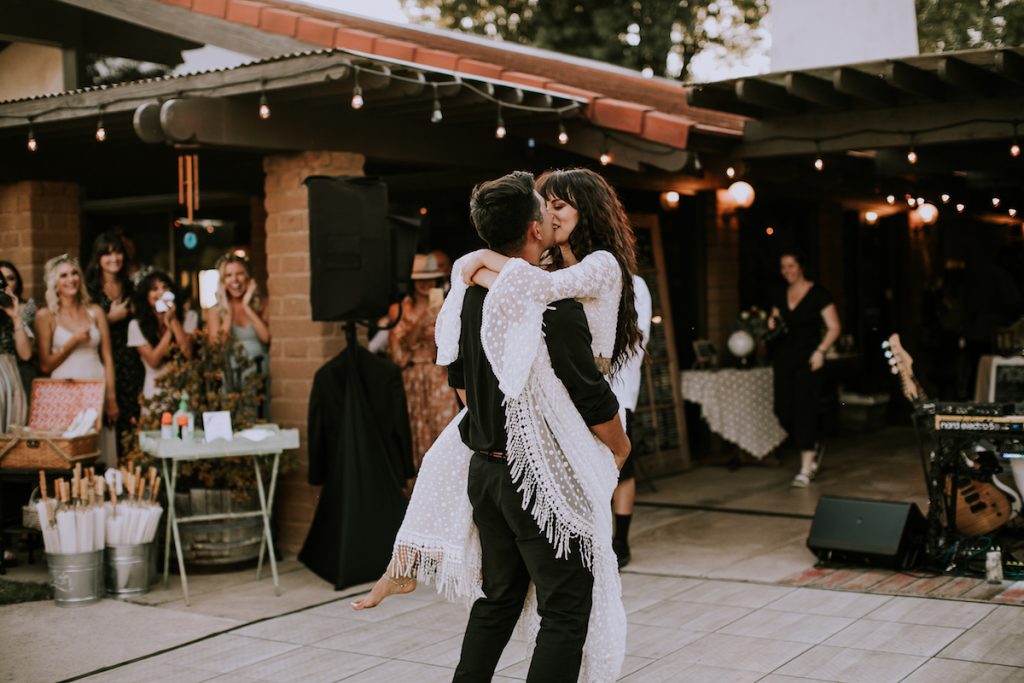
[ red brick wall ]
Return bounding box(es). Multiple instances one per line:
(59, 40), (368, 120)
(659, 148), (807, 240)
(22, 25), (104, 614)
(0, 181), (80, 303)
(263, 151), (365, 552)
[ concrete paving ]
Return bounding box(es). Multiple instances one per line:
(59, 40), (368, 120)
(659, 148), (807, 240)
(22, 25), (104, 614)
(3, 425), (1023, 682)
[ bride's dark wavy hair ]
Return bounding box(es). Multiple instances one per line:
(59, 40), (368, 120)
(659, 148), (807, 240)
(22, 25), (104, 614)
(536, 168), (641, 372)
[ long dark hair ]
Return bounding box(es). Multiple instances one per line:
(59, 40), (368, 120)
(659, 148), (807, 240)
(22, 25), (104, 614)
(134, 270), (181, 346)
(0, 260), (24, 299)
(85, 232), (133, 306)
(536, 168), (642, 371)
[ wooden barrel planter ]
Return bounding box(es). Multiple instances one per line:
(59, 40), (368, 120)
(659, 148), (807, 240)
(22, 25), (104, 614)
(174, 489), (263, 566)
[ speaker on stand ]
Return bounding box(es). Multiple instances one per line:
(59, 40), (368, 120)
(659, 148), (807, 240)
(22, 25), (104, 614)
(807, 496), (927, 569)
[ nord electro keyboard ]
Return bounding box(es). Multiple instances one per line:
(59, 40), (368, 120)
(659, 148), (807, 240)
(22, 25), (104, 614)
(933, 414), (1024, 435)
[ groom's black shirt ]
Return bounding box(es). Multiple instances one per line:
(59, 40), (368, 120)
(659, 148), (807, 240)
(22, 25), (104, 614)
(447, 285), (619, 453)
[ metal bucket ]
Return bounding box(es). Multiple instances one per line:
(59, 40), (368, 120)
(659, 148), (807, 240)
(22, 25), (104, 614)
(47, 550), (103, 607)
(105, 543), (152, 597)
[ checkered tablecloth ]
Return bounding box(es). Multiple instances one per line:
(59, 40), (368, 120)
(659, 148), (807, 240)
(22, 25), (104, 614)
(681, 367), (787, 459)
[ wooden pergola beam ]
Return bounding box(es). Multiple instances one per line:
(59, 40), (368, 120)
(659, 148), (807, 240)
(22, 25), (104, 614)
(884, 61), (946, 100)
(995, 50), (1024, 85)
(938, 57), (1005, 96)
(735, 78), (804, 113)
(785, 72), (849, 109)
(832, 67), (897, 106)
(687, 86), (765, 119)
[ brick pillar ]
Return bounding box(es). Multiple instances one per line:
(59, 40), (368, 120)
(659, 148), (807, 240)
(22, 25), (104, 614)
(263, 151), (365, 553)
(706, 191), (741, 353)
(0, 181), (80, 303)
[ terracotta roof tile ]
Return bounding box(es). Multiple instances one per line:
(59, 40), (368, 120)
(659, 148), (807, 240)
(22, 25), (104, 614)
(161, 0), (193, 8)
(500, 71), (551, 90)
(592, 98), (650, 135)
(259, 7), (301, 37)
(295, 17), (338, 47)
(373, 38), (418, 63)
(455, 58), (504, 81)
(641, 111), (691, 148)
(413, 48), (460, 71)
(225, 0), (265, 26)
(334, 28), (378, 53)
(192, 0), (227, 18)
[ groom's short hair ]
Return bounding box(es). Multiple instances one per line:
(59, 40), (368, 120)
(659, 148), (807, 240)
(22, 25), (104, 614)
(469, 171), (543, 255)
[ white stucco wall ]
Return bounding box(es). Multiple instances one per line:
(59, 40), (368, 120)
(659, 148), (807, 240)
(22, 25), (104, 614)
(770, 0), (919, 71)
(0, 43), (65, 101)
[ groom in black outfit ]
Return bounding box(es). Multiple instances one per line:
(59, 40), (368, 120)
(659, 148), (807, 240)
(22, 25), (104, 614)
(448, 171), (630, 682)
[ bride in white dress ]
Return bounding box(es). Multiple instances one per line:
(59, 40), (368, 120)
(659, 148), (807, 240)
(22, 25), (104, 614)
(34, 254), (119, 465)
(354, 169), (643, 683)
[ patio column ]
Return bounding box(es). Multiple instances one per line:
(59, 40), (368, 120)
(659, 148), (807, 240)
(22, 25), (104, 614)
(262, 150), (365, 553)
(0, 180), (80, 303)
(706, 191), (741, 353)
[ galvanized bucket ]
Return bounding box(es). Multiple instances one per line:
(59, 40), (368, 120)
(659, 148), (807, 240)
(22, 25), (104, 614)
(105, 543), (152, 597)
(47, 550), (103, 607)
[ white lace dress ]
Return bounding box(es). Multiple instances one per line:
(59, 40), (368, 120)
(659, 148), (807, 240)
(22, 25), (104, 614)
(391, 250), (625, 683)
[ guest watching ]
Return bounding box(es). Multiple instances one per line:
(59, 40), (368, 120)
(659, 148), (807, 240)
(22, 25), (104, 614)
(128, 270), (196, 401)
(35, 254), (119, 465)
(387, 253), (459, 471)
(0, 260), (37, 402)
(767, 251), (841, 488)
(86, 232), (144, 455)
(204, 253), (271, 417)
(0, 263), (32, 431)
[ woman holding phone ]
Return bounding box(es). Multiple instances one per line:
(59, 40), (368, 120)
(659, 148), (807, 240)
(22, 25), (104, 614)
(387, 253), (459, 472)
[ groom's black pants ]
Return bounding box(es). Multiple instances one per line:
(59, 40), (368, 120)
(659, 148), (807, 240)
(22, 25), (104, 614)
(453, 453), (594, 683)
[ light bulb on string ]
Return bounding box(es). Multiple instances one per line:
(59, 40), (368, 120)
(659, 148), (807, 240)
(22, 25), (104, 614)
(1010, 208), (1018, 218)
(993, 196), (1001, 208)
(258, 92), (271, 120)
(813, 142), (824, 171)
(430, 84), (442, 123)
(956, 203), (966, 213)
(557, 119), (569, 145)
(885, 194), (895, 205)
(1012, 142), (1021, 158)
(95, 117), (106, 142)
(916, 196), (924, 207)
(941, 193), (950, 204)
(726, 166), (736, 179)
(906, 196), (916, 207)
(495, 106), (506, 139)
(350, 84), (364, 110)
(906, 147), (918, 164)
(26, 124), (38, 152)
(599, 149), (612, 166)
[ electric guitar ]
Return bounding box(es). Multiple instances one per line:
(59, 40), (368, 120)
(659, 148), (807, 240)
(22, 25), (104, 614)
(883, 334), (1021, 536)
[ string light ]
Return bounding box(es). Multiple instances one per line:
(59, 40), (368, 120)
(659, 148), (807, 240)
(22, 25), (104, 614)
(864, 211), (879, 224)
(906, 196), (916, 207)
(906, 146), (918, 164)
(1012, 123), (1021, 157)
(258, 91), (271, 120)
(813, 142), (824, 171)
(885, 194), (895, 205)
(26, 124), (38, 152)
(557, 119), (569, 145)
(992, 196), (1001, 208)
(430, 85), (442, 123)
(599, 149), (612, 166)
(350, 67), (363, 109)
(940, 193), (950, 204)
(495, 105), (506, 139)
(1010, 208), (1018, 218)
(916, 196), (924, 206)
(726, 166), (736, 179)
(956, 203), (966, 213)
(95, 116), (106, 142)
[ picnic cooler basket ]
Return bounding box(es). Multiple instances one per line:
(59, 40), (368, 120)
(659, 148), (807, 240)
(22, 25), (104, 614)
(0, 379), (103, 469)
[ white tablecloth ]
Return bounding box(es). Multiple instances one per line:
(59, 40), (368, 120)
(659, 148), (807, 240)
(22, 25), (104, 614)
(681, 367), (787, 459)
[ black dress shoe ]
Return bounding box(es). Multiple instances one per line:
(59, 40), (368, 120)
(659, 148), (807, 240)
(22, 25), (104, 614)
(614, 545), (631, 569)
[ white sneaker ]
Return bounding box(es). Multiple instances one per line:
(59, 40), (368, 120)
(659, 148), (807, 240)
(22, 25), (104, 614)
(791, 472), (811, 488)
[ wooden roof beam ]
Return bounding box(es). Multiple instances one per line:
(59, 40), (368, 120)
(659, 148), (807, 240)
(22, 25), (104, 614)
(995, 50), (1024, 85)
(937, 56), (1004, 96)
(735, 79), (804, 113)
(687, 86), (765, 118)
(832, 67), (897, 105)
(884, 61), (945, 100)
(785, 72), (849, 109)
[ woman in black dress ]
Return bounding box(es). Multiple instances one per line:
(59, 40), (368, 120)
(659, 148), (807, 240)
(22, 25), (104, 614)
(768, 251), (841, 487)
(85, 232), (144, 458)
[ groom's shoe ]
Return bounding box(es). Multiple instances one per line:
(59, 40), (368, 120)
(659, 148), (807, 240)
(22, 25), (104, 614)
(613, 542), (631, 569)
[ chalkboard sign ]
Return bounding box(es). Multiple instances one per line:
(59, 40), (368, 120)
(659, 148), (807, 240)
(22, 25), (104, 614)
(991, 357), (1024, 403)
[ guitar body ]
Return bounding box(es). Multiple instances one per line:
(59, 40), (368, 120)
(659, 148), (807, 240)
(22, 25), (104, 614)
(947, 474), (1013, 536)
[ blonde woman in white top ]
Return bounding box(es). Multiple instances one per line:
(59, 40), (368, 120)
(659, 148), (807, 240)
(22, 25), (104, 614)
(35, 254), (118, 463)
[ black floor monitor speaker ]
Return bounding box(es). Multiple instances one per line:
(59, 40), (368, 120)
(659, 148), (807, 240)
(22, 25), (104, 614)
(807, 496), (926, 569)
(306, 176), (418, 322)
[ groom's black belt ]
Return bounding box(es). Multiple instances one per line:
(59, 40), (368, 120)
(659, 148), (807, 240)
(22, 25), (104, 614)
(474, 450), (507, 461)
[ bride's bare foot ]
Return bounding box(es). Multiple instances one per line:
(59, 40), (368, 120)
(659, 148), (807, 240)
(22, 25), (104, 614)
(351, 574), (417, 610)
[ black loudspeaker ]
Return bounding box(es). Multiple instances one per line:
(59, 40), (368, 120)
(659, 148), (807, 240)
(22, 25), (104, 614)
(807, 496), (926, 569)
(305, 176), (417, 322)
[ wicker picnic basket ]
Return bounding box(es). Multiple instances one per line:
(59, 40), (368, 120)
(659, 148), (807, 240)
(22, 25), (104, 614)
(0, 379), (103, 470)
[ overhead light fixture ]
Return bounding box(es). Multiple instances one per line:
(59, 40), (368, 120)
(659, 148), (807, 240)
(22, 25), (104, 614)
(885, 194), (895, 205)
(557, 119), (568, 145)
(660, 191), (680, 210)
(26, 124), (38, 152)
(864, 211), (879, 224)
(258, 90), (271, 120)
(993, 196), (1001, 208)
(916, 203), (939, 225)
(956, 203), (966, 213)
(727, 181), (755, 208)
(430, 84), (442, 123)
(95, 116), (106, 142)
(940, 193), (950, 204)
(726, 166), (736, 179)
(599, 150), (612, 165)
